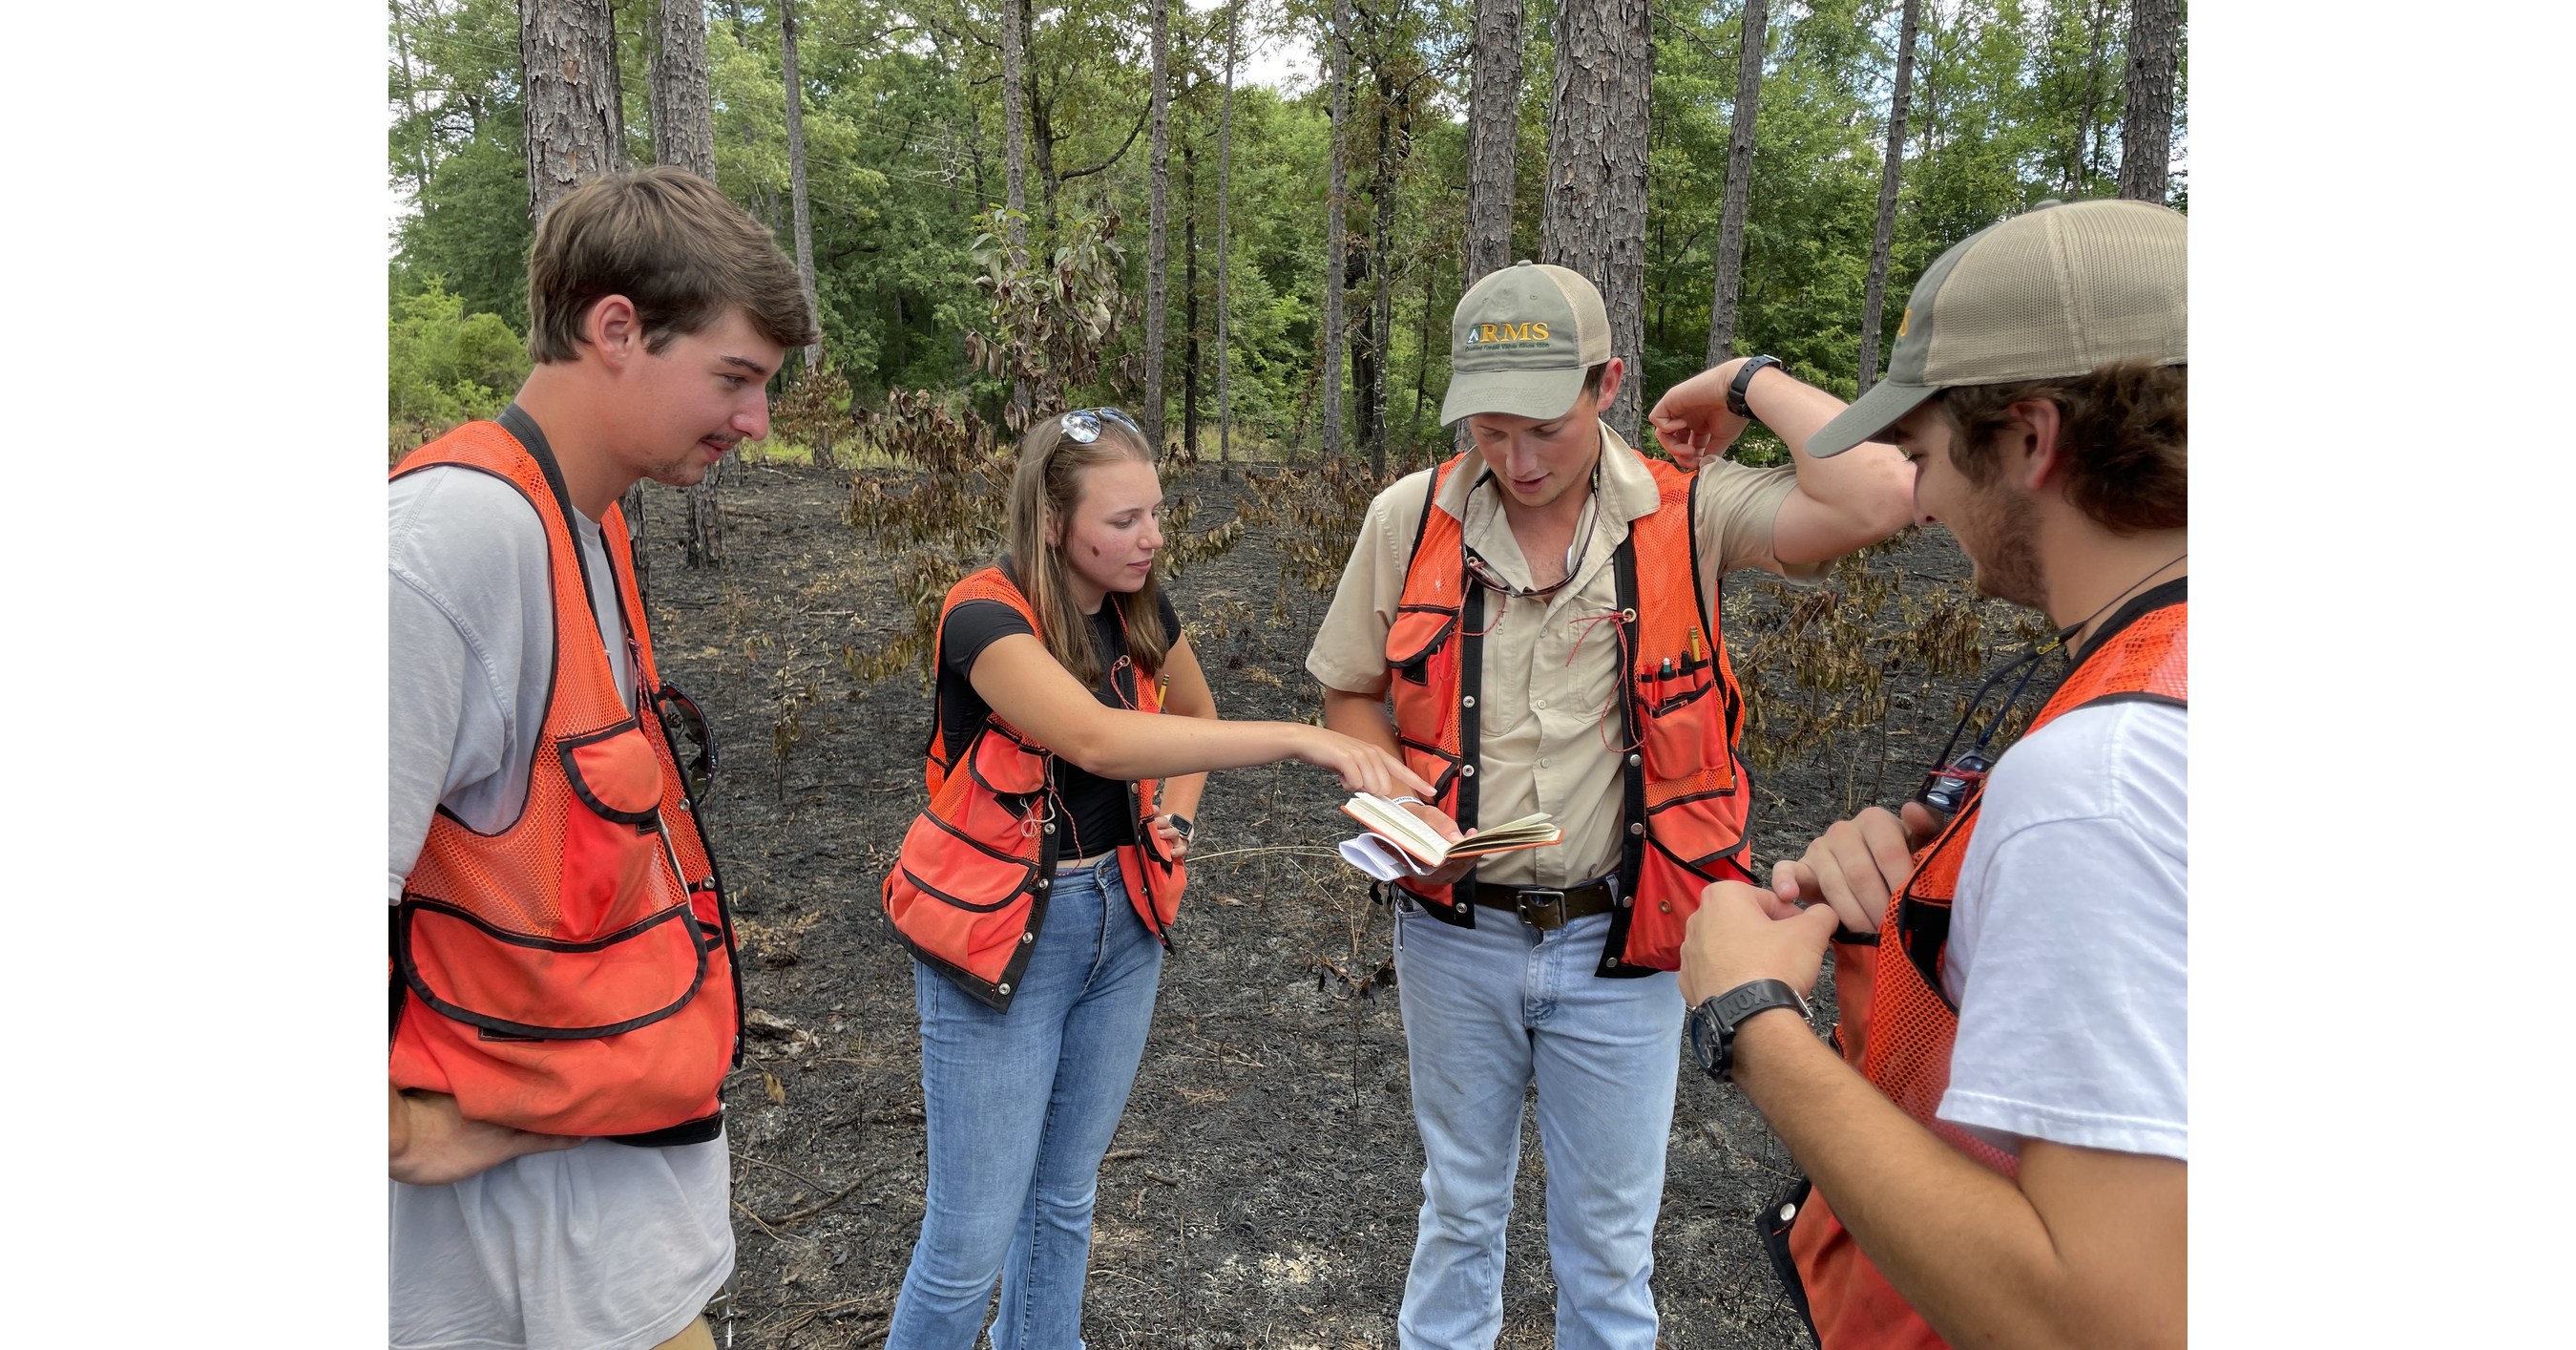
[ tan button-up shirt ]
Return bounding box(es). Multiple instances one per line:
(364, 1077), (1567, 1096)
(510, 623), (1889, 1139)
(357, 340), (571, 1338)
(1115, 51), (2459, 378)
(1306, 424), (1821, 887)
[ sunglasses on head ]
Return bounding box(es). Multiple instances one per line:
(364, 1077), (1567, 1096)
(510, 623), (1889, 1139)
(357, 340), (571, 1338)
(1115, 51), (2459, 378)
(1060, 408), (1145, 445)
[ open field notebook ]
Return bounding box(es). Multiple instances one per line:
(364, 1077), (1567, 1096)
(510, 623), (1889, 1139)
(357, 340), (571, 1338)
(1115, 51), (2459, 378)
(1337, 792), (1562, 873)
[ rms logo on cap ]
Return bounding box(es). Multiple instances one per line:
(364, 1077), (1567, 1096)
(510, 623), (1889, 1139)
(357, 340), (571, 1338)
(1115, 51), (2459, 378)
(1466, 321), (1551, 346)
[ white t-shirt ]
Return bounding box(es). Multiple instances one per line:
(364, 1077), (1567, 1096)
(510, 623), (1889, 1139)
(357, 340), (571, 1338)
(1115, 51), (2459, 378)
(389, 462), (733, 1350)
(1936, 697), (2188, 1163)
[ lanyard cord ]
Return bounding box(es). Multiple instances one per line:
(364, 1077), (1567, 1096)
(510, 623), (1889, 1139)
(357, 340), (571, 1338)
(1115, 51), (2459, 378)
(1930, 550), (2189, 769)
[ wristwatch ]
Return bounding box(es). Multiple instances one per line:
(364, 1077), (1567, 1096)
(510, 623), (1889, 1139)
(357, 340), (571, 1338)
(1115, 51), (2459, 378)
(1727, 354), (1784, 419)
(1163, 813), (1193, 841)
(1686, 979), (1812, 1082)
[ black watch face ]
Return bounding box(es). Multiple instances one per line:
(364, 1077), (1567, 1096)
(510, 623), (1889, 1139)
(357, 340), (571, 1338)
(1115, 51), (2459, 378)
(1686, 1002), (1723, 1075)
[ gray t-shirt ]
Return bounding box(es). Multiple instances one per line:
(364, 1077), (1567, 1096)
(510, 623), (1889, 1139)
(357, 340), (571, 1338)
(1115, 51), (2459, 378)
(389, 463), (732, 1350)
(1937, 697), (2189, 1163)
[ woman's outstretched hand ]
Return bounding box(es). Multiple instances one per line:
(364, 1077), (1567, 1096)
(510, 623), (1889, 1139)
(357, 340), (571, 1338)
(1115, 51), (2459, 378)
(1295, 727), (1437, 801)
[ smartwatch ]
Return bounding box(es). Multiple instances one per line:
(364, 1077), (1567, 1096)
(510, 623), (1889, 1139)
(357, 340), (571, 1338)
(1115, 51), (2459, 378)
(1686, 979), (1812, 1082)
(1727, 354), (1784, 419)
(1163, 813), (1193, 841)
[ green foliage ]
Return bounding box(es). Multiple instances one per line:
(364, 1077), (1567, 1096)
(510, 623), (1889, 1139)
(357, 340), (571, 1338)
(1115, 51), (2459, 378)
(387, 0), (2180, 460)
(388, 281), (530, 451)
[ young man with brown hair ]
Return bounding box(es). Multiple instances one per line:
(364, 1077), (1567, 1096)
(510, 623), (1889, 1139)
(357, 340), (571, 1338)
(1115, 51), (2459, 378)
(387, 166), (815, 1350)
(1675, 198), (2187, 1350)
(1306, 261), (1916, 1349)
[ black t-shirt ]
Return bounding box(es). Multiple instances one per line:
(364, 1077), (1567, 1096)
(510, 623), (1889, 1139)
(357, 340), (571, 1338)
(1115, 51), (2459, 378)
(938, 587), (1183, 857)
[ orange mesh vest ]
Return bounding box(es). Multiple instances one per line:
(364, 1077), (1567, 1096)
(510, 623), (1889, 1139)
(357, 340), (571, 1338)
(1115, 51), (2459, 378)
(882, 567), (1189, 1010)
(1383, 451), (1750, 976)
(1787, 590), (2186, 1349)
(388, 417), (742, 1144)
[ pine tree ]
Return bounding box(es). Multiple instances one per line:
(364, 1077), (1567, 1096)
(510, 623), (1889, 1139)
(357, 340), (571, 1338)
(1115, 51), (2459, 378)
(1856, 0), (1922, 395)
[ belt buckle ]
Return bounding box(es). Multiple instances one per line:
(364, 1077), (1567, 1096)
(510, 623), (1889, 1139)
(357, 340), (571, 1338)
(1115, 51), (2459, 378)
(1515, 887), (1567, 930)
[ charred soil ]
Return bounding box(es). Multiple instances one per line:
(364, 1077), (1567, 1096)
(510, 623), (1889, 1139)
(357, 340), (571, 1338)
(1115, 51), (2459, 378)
(641, 458), (2050, 1348)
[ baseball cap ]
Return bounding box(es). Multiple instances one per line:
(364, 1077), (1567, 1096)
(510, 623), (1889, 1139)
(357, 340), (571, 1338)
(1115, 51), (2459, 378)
(1809, 198), (2187, 457)
(1439, 261), (1613, 427)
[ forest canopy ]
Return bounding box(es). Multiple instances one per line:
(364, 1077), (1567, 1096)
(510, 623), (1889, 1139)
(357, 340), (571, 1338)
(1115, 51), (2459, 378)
(387, 0), (2184, 463)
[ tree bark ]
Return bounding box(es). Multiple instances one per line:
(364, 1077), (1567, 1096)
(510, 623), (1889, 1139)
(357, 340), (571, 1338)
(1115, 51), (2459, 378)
(1369, 78), (1399, 477)
(1462, 0), (1522, 289)
(1321, 0), (1351, 461)
(1183, 134), (1201, 460)
(1025, 0), (1058, 238)
(2118, 0), (2180, 203)
(654, 0), (728, 565)
(521, 0), (641, 594)
(1215, 0), (1238, 477)
(998, 0), (1034, 429)
(1142, 0), (1173, 450)
(519, 0), (626, 222)
(1855, 0), (1921, 395)
(651, 0), (718, 179)
(1539, 0), (1650, 442)
(781, 0), (822, 378)
(393, 0), (434, 200)
(1706, 0), (1767, 365)
(999, 0), (1030, 254)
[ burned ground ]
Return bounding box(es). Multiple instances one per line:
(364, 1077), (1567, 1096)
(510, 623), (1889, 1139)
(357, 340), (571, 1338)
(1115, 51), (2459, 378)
(641, 457), (2044, 1348)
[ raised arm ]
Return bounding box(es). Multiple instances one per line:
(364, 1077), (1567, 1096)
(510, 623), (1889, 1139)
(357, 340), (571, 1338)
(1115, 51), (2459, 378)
(1649, 357), (1916, 565)
(969, 633), (1432, 799)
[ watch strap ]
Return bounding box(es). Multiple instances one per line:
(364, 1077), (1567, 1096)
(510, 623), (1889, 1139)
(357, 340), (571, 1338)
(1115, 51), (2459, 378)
(1728, 354), (1784, 419)
(1698, 978), (1811, 1081)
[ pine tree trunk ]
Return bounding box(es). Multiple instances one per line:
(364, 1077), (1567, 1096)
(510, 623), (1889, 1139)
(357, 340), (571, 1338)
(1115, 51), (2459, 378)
(2118, 0), (2180, 202)
(1706, 0), (1767, 365)
(654, 0), (727, 565)
(2063, 0), (2116, 197)
(1369, 85), (1397, 478)
(519, 0), (625, 222)
(1026, 0), (1058, 239)
(1183, 135), (1201, 460)
(1463, 0), (1522, 289)
(1142, 0), (1173, 451)
(521, 0), (642, 596)
(1539, 0), (1650, 442)
(1855, 0), (1921, 395)
(999, 0), (1033, 428)
(1321, 0), (1351, 461)
(1215, 0), (1238, 478)
(394, 0), (434, 200)
(781, 0), (822, 380)
(651, 0), (718, 178)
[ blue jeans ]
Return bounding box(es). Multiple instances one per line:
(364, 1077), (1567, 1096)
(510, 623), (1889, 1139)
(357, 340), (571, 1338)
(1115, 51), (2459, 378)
(886, 857), (1164, 1350)
(1392, 896), (1685, 1350)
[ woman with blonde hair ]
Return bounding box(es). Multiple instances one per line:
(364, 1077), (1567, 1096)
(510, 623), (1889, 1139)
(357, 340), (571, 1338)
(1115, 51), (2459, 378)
(880, 408), (1431, 1349)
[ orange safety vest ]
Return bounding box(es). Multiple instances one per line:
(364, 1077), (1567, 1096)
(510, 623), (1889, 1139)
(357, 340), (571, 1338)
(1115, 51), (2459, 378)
(388, 416), (742, 1145)
(881, 566), (1189, 1010)
(1383, 451), (1749, 975)
(1785, 589), (2186, 1348)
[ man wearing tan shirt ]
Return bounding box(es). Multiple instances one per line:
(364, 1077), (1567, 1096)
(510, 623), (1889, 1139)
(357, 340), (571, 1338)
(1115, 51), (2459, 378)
(1307, 262), (1913, 1350)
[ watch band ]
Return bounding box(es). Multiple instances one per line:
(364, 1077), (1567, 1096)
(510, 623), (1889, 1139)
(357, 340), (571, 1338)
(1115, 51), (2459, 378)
(1691, 978), (1812, 1081)
(1727, 354), (1784, 419)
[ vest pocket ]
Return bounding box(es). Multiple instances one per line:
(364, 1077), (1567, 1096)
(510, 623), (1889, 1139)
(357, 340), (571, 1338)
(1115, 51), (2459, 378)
(1637, 655), (1725, 782)
(398, 899), (706, 1039)
(559, 719), (665, 825)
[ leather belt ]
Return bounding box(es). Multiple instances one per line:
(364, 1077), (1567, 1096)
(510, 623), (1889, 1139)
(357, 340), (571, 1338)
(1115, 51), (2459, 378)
(1472, 876), (1617, 931)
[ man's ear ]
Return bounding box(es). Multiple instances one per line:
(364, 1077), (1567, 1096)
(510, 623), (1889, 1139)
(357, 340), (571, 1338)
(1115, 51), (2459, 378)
(1594, 356), (1626, 411)
(2003, 397), (2065, 494)
(583, 294), (643, 370)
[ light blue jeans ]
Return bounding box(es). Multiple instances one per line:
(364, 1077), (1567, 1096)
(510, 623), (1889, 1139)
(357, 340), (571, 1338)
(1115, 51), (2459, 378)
(1392, 896), (1685, 1350)
(886, 857), (1163, 1350)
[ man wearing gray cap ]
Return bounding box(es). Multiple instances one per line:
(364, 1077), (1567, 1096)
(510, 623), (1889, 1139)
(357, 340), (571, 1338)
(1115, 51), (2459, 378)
(1676, 198), (2187, 1350)
(1306, 261), (1914, 1349)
